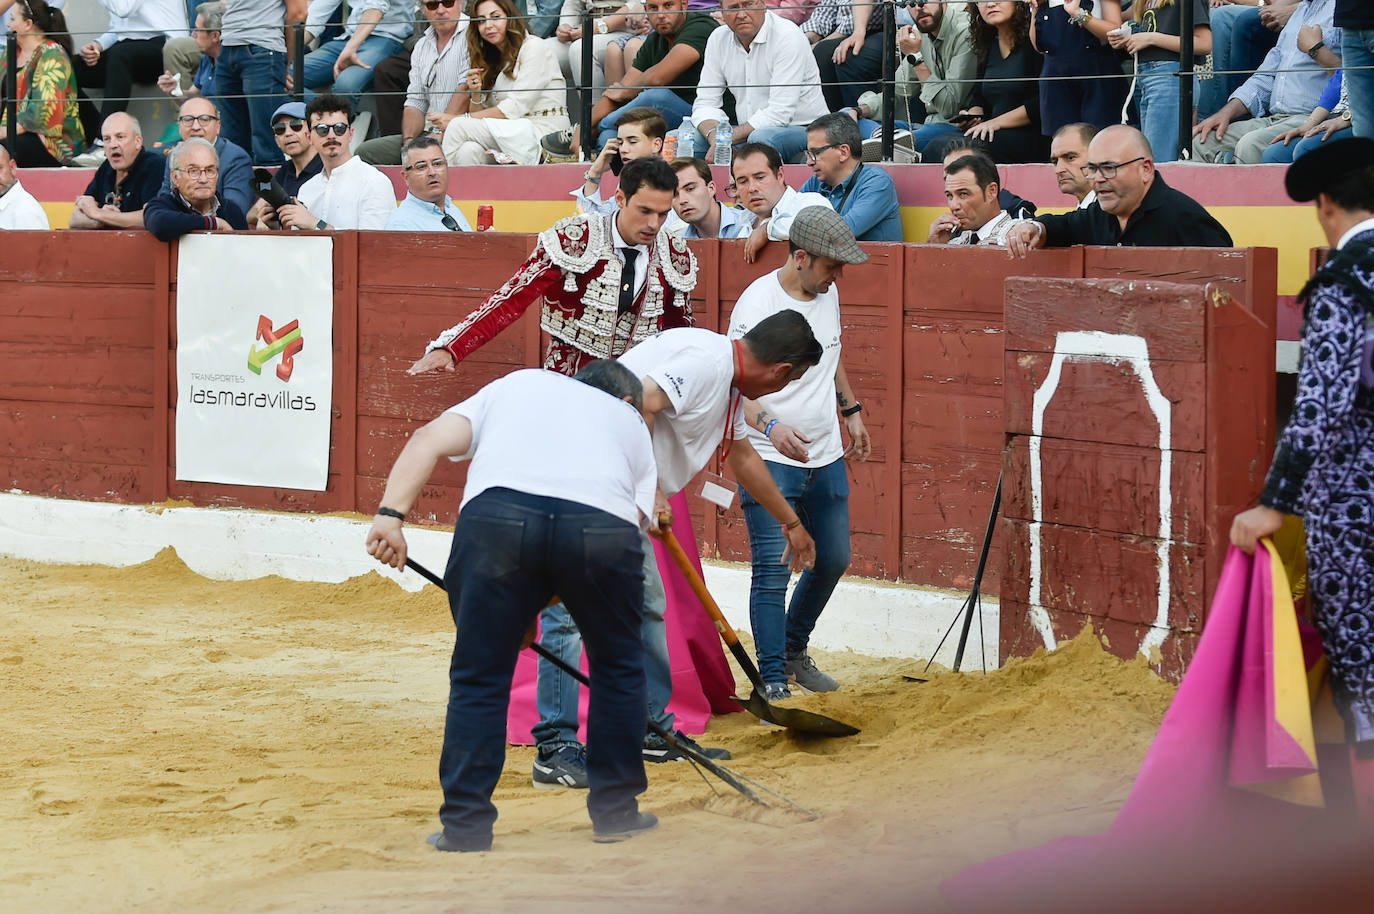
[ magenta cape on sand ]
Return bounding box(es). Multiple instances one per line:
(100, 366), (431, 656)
(505, 490), (740, 744)
(942, 540), (1325, 911)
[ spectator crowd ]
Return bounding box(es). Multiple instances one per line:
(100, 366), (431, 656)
(0, 0), (1369, 239)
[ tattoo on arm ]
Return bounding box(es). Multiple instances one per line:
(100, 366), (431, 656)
(756, 409), (773, 432)
(836, 390), (850, 407)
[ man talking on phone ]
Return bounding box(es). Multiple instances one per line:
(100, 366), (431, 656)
(572, 107), (668, 216)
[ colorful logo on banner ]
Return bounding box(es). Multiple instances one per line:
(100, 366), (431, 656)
(248, 315), (304, 382)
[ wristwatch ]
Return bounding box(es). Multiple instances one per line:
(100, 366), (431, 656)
(315, 218), (328, 230)
(1070, 8), (1092, 26)
(1307, 40), (1326, 58)
(594, 17), (609, 34)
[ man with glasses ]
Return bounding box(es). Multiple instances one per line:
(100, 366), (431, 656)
(145, 136), (249, 239)
(385, 136), (471, 231)
(270, 94), (396, 231)
(158, 1), (226, 103)
(250, 101), (323, 228)
(357, 0), (471, 167)
(70, 113), (164, 230)
(732, 141), (831, 263)
(798, 112), (902, 242)
(1006, 126), (1233, 256)
(158, 96), (255, 213)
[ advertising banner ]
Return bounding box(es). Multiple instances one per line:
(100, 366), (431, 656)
(175, 234), (334, 490)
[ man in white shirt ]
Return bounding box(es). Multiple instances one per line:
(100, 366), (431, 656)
(1050, 122), (1098, 210)
(927, 153), (1024, 247)
(726, 205), (870, 700)
(688, 0), (829, 164)
(732, 141), (831, 262)
(366, 360), (662, 851)
(74, 0), (189, 147)
(0, 146), (50, 230)
(273, 94), (397, 230)
(665, 156), (756, 239)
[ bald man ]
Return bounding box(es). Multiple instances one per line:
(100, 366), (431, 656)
(70, 113), (165, 230)
(1007, 126), (1233, 257)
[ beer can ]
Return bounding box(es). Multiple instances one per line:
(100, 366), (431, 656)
(477, 205), (494, 231)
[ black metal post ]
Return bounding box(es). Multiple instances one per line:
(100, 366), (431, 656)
(1178, 0), (1194, 160)
(293, 25), (306, 103)
(4, 32), (17, 159)
(580, 4), (595, 161)
(950, 473), (1001, 673)
(880, 1), (895, 162)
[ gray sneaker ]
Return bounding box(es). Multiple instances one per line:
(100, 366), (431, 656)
(532, 744), (589, 789)
(762, 681), (792, 702)
(785, 652), (839, 692)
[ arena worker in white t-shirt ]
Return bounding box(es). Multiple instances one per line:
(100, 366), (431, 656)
(725, 205), (872, 702)
(365, 361), (662, 851)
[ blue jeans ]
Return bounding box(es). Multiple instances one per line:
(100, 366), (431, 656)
(530, 0), (561, 38)
(855, 117), (911, 140)
(439, 488), (647, 847)
(673, 123), (810, 163)
(215, 43), (287, 165)
(303, 35), (405, 104)
(911, 121), (960, 155)
(598, 87), (693, 149)
(1135, 59), (1182, 163)
(533, 528), (674, 751)
(1261, 124), (1354, 163)
(1345, 29), (1374, 139)
(739, 459), (851, 685)
(1198, 4), (1277, 118)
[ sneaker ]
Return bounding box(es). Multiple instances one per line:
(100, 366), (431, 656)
(642, 729), (732, 763)
(861, 129), (917, 164)
(541, 127), (575, 159)
(532, 744), (589, 790)
(592, 810), (659, 843)
(426, 830), (492, 853)
(785, 651), (839, 692)
(762, 681), (792, 702)
(71, 147), (107, 167)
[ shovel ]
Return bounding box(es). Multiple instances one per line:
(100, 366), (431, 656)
(659, 526), (860, 738)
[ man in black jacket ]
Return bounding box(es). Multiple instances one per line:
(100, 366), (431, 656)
(145, 138), (248, 241)
(1006, 126), (1233, 257)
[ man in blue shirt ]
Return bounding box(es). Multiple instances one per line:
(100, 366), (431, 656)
(798, 113), (903, 242)
(665, 157), (755, 239)
(158, 96), (255, 214)
(385, 136), (472, 232)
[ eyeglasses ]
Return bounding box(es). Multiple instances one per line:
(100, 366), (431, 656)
(804, 143), (840, 161)
(441, 214), (462, 231)
(313, 122), (350, 137)
(177, 165), (219, 179)
(423, 0), (457, 9)
(403, 157), (447, 174)
(1081, 156), (1146, 179)
(273, 119), (306, 135)
(178, 114), (220, 125)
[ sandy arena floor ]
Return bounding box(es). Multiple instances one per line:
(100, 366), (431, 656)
(0, 549), (1175, 913)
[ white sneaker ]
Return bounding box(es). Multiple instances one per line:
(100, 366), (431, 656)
(861, 129), (917, 164)
(71, 147), (107, 167)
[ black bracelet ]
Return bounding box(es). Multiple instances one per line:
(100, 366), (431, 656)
(840, 401), (863, 417)
(377, 507), (405, 521)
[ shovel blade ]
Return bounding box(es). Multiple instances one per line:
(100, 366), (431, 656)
(731, 689), (860, 738)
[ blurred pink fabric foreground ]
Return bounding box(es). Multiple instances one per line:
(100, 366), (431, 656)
(506, 490), (739, 744)
(943, 540), (1325, 909)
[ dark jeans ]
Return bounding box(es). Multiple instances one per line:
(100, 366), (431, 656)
(10, 132), (60, 167)
(215, 43), (287, 165)
(438, 488), (648, 847)
(739, 459), (851, 685)
(371, 48), (412, 139)
(73, 36), (167, 142)
(814, 34), (886, 112)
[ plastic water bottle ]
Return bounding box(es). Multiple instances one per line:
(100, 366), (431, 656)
(677, 117), (695, 160)
(713, 122), (732, 166)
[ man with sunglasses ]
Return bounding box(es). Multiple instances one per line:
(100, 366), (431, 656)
(268, 101), (322, 196)
(145, 136), (249, 240)
(385, 136), (471, 231)
(158, 96), (254, 214)
(271, 94), (396, 231)
(357, 0), (471, 167)
(1006, 126), (1232, 257)
(798, 112), (902, 242)
(70, 113), (164, 230)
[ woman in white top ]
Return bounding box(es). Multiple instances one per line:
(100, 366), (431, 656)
(441, 0), (570, 165)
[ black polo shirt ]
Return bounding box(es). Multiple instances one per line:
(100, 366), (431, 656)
(275, 153), (323, 198)
(1036, 172), (1233, 248)
(1335, 0), (1374, 29)
(82, 149), (165, 212)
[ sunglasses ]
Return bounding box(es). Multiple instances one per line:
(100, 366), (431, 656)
(312, 122), (350, 137)
(441, 214), (462, 231)
(273, 118), (306, 135)
(424, 0), (457, 8)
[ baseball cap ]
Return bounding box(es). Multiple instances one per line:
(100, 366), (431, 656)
(271, 101), (306, 125)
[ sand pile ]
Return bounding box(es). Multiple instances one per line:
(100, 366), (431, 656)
(0, 549), (1174, 913)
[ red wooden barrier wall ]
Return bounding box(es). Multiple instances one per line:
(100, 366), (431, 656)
(0, 232), (1276, 607)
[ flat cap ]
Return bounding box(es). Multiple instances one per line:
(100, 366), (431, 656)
(1285, 135), (1374, 203)
(790, 205), (869, 265)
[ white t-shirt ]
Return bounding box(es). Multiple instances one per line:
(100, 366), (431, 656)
(296, 155), (397, 230)
(446, 369), (657, 528)
(618, 328), (746, 497)
(727, 272), (842, 468)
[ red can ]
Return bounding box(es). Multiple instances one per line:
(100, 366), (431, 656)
(477, 205), (494, 232)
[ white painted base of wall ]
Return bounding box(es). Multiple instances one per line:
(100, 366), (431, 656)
(0, 492), (999, 669)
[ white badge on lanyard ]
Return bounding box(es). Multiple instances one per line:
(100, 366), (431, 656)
(700, 470), (736, 509)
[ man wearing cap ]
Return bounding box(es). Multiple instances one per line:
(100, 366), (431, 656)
(1231, 136), (1374, 825)
(268, 101), (322, 197)
(724, 205), (870, 700)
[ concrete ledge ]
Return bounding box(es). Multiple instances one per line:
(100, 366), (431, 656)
(0, 492), (998, 669)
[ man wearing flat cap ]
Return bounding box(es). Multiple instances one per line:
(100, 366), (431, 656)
(1232, 136), (1374, 826)
(725, 205), (872, 700)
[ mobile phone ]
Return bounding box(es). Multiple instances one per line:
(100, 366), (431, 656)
(609, 151), (624, 176)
